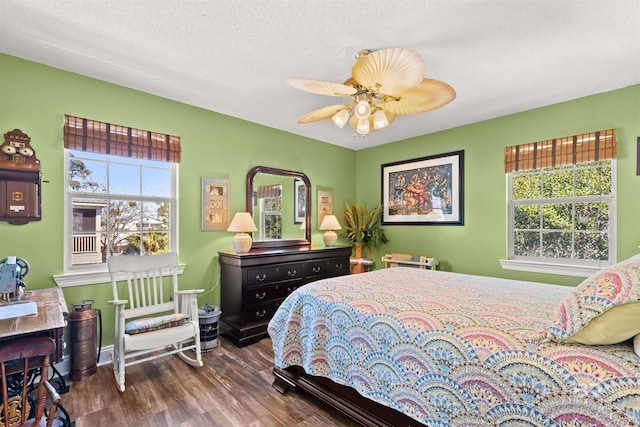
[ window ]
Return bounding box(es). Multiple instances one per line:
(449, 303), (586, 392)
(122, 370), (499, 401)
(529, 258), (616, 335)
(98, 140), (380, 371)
(502, 129), (616, 276)
(57, 116), (180, 286)
(67, 150), (176, 266)
(259, 185), (282, 239)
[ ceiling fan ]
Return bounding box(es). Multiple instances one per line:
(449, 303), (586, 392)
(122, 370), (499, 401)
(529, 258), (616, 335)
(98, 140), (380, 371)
(287, 48), (456, 136)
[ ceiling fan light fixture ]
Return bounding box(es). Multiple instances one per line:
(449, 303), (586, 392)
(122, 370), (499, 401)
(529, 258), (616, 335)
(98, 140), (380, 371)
(373, 108), (389, 130)
(354, 98), (371, 120)
(288, 47), (455, 137)
(356, 118), (370, 135)
(332, 108), (351, 128)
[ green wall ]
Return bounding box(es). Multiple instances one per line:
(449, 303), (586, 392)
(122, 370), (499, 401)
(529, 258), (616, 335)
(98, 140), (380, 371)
(2, 52), (639, 346)
(356, 84), (640, 287)
(0, 54), (356, 345)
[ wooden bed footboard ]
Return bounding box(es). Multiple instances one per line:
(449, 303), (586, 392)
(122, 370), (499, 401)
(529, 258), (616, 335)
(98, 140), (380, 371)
(272, 366), (423, 427)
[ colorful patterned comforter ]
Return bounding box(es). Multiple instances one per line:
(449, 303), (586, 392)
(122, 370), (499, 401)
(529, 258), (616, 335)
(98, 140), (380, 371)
(267, 267), (640, 426)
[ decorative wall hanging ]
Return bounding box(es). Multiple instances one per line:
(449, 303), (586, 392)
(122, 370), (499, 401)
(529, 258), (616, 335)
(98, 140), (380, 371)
(317, 189), (334, 225)
(381, 150), (464, 225)
(0, 129), (41, 225)
(294, 179), (306, 224)
(201, 177), (230, 231)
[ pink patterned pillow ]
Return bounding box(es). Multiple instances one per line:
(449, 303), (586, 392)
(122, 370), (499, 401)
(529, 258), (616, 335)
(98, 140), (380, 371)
(545, 254), (640, 345)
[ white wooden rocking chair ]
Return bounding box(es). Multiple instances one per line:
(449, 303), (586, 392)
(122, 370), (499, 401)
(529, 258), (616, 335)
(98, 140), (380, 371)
(108, 252), (203, 392)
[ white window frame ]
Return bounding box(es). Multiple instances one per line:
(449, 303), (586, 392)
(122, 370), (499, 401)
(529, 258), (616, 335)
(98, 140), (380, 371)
(500, 160), (616, 277)
(54, 150), (179, 287)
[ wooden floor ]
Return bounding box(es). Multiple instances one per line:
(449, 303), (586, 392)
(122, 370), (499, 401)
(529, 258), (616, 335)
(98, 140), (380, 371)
(61, 336), (360, 427)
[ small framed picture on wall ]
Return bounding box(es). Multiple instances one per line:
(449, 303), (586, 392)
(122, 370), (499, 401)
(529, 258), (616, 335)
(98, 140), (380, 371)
(202, 177), (230, 231)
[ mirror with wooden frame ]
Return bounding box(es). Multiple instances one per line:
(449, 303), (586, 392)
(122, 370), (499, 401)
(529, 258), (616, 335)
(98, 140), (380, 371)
(246, 166), (311, 250)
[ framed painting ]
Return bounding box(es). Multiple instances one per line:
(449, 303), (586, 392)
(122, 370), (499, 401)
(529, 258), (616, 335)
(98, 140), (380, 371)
(317, 189), (334, 225)
(202, 177), (230, 231)
(381, 150), (464, 225)
(294, 179), (306, 224)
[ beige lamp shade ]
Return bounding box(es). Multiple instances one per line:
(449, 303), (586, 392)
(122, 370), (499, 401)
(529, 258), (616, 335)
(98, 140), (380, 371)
(319, 214), (341, 247)
(227, 212), (258, 253)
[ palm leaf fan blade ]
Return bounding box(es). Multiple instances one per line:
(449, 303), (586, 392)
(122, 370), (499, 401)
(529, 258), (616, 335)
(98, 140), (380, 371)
(297, 104), (349, 124)
(379, 78), (456, 115)
(287, 78), (357, 97)
(352, 48), (425, 96)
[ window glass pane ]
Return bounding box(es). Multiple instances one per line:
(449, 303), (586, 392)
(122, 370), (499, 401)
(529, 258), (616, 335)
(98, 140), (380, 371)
(68, 157), (107, 193)
(264, 214), (282, 239)
(542, 203), (572, 230)
(110, 156), (140, 166)
(142, 168), (171, 197)
(576, 163), (612, 196)
(575, 232), (609, 260)
(512, 173), (541, 200)
(117, 232), (143, 256)
(514, 204), (540, 229)
(68, 150), (104, 161)
(542, 166), (573, 198)
(109, 163), (141, 195)
(142, 158), (171, 169)
(264, 197), (282, 211)
(514, 231), (540, 257)
(575, 202), (609, 231)
(542, 231), (572, 258)
(70, 202), (105, 266)
(139, 232), (170, 255)
(142, 201), (170, 231)
(104, 200), (141, 257)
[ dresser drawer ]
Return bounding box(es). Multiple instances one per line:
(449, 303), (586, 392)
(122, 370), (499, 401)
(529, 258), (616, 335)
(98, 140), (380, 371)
(307, 257), (350, 279)
(246, 300), (282, 324)
(244, 281), (302, 304)
(246, 262), (304, 287)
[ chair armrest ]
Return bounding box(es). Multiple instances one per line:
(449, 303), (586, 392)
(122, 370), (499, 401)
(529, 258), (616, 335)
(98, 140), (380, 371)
(108, 299), (128, 306)
(175, 289), (204, 295)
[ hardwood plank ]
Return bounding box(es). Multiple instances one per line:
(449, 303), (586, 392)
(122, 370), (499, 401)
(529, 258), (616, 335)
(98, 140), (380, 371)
(63, 337), (360, 426)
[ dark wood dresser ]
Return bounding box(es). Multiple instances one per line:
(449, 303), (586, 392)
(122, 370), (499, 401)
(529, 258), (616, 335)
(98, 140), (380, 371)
(218, 246), (352, 347)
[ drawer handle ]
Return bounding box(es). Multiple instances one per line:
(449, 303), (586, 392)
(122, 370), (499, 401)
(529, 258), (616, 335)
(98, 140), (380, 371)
(287, 269), (297, 277)
(256, 274), (267, 282)
(312, 266), (321, 273)
(255, 309), (267, 318)
(335, 263), (343, 269)
(255, 291), (266, 300)
(287, 286), (298, 293)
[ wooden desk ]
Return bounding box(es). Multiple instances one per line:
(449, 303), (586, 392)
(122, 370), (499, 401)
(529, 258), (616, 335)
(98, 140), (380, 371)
(0, 287), (67, 363)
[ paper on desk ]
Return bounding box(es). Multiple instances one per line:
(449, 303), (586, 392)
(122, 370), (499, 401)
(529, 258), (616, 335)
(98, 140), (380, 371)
(0, 301), (38, 320)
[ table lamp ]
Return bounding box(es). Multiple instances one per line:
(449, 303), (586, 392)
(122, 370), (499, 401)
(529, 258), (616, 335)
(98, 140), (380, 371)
(227, 212), (258, 253)
(319, 214), (341, 246)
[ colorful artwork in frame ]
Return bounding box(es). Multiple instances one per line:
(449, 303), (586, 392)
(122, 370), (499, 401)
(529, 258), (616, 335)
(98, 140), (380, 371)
(381, 150), (464, 225)
(294, 179), (306, 224)
(317, 189), (333, 225)
(202, 177), (230, 231)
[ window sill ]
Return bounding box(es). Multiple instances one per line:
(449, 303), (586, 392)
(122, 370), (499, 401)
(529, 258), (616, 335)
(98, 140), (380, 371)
(53, 265), (185, 287)
(499, 259), (605, 278)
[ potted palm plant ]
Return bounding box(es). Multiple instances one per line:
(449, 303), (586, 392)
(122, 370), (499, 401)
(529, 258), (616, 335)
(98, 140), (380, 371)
(341, 202), (389, 273)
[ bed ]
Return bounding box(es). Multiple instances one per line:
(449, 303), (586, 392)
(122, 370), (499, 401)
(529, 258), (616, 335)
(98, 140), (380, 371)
(267, 256), (640, 426)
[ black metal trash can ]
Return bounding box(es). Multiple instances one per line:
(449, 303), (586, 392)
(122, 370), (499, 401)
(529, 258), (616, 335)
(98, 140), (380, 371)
(199, 304), (221, 351)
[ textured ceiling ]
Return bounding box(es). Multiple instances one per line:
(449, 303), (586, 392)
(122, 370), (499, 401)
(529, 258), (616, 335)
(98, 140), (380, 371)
(1, 1), (639, 150)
